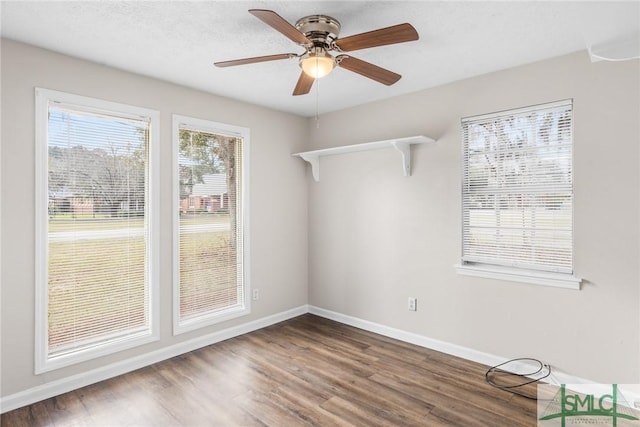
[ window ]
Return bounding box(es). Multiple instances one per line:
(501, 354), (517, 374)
(35, 89), (160, 373)
(458, 100), (580, 289)
(173, 115), (249, 334)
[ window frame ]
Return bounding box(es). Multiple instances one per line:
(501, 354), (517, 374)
(172, 114), (251, 335)
(456, 99), (581, 290)
(34, 88), (160, 373)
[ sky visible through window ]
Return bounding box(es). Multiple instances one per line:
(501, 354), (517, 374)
(48, 107), (146, 150)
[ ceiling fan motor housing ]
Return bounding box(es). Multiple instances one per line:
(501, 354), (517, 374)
(295, 15), (341, 49)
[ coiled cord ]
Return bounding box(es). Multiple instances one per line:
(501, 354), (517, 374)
(485, 357), (551, 399)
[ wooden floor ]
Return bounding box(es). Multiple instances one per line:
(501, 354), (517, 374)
(2, 314), (539, 426)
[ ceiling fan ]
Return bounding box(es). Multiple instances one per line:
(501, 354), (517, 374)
(214, 9), (419, 96)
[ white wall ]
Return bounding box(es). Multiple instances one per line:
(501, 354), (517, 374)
(0, 39), (309, 398)
(306, 51), (640, 383)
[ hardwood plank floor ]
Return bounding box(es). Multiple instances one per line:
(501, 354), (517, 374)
(1, 314), (539, 426)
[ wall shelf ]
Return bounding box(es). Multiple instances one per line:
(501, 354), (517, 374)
(292, 135), (435, 182)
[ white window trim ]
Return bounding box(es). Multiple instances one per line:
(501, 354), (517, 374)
(457, 99), (581, 290)
(455, 263), (581, 290)
(34, 88), (160, 374)
(172, 114), (251, 335)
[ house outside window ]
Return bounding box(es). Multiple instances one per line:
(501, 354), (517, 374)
(173, 115), (250, 334)
(457, 99), (580, 289)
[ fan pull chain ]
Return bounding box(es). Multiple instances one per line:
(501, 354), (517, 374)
(315, 77), (320, 128)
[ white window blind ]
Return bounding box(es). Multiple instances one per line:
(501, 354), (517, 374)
(35, 89), (159, 372)
(461, 100), (573, 274)
(173, 116), (248, 333)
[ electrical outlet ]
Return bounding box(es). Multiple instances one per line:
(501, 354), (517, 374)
(252, 289), (259, 301)
(408, 297), (417, 311)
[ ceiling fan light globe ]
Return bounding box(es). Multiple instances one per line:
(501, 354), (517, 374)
(300, 54), (335, 78)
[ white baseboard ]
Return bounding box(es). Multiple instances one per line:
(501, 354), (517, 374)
(307, 305), (592, 386)
(2, 303), (592, 414)
(0, 305), (309, 414)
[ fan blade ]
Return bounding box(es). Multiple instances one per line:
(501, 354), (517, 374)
(214, 53), (296, 68)
(249, 9), (311, 45)
(336, 55), (401, 86)
(293, 71), (315, 96)
(334, 23), (418, 52)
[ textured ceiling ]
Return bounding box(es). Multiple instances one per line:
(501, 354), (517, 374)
(2, 1), (639, 117)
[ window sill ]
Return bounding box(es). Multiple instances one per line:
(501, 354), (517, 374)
(173, 305), (250, 336)
(455, 263), (582, 290)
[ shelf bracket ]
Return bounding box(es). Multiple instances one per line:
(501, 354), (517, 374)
(298, 153), (320, 182)
(390, 140), (412, 177)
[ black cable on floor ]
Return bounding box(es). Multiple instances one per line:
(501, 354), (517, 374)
(485, 357), (551, 400)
